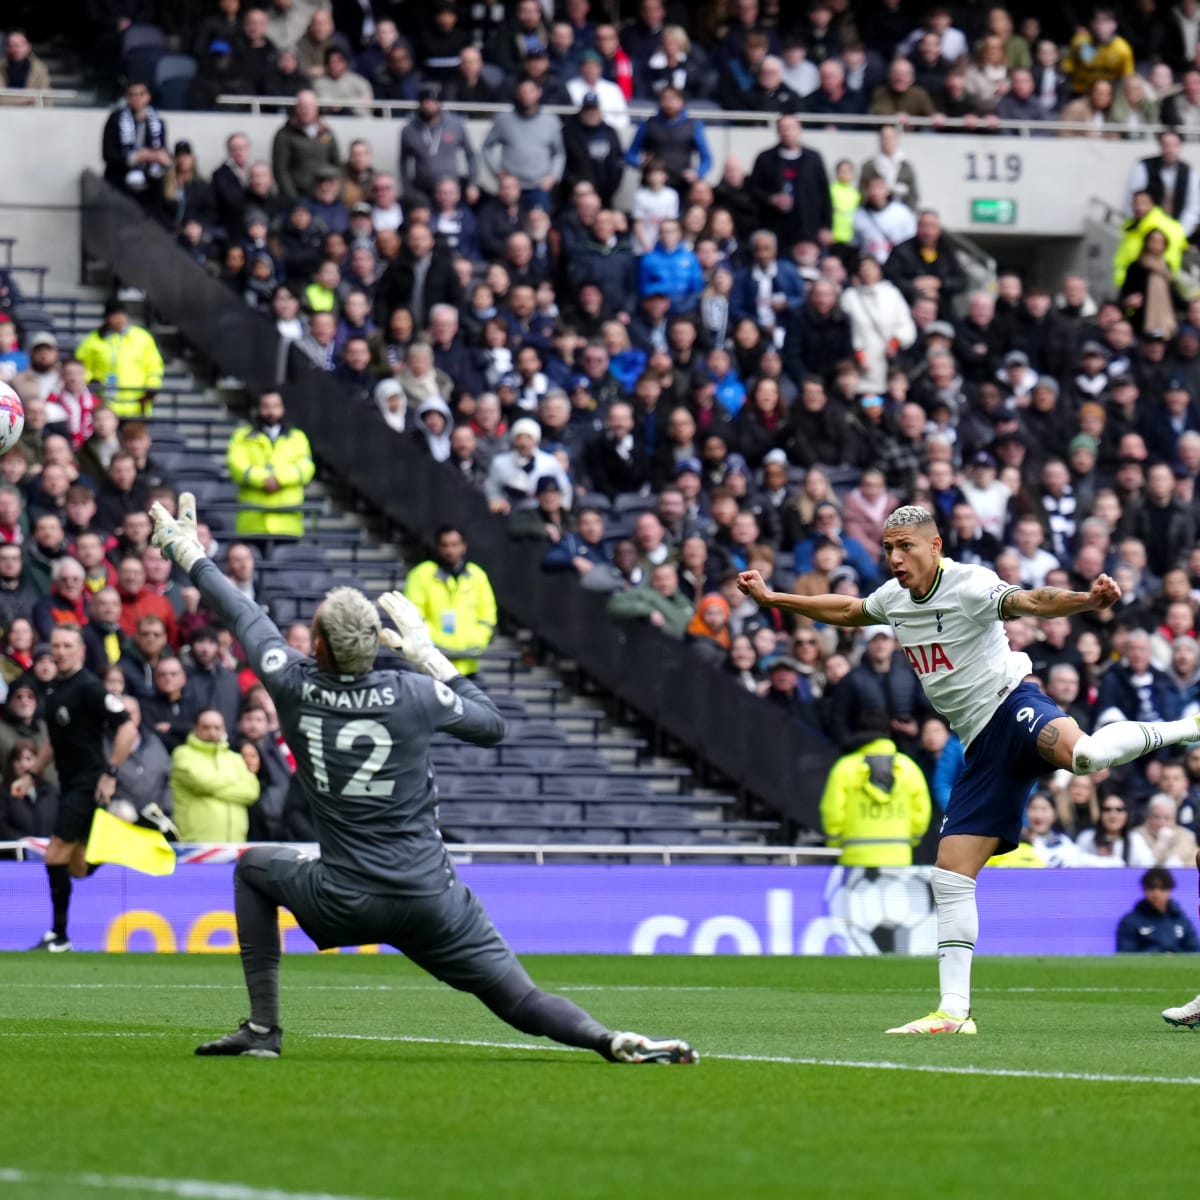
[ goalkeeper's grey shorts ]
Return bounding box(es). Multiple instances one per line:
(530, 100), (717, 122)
(239, 844), (519, 993)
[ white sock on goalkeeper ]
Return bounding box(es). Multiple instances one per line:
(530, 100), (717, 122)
(1071, 716), (1200, 774)
(932, 867), (977, 1020)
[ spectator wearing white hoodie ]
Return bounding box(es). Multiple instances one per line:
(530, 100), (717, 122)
(840, 255), (916, 393)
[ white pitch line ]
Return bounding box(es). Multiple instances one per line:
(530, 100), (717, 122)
(0, 1027), (1196, 1085)
(307, 1032), (1200, 1086)
(0, 1167), (388, 1200)
(976, 986), (1169, 994)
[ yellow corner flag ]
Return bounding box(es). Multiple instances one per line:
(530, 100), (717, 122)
(86, 808), (176, 876)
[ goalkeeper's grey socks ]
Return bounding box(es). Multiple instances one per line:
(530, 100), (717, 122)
(479, 962), (614, 1057)
(233, 854), (282, 1030)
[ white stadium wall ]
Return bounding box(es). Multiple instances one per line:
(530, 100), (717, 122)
(0, 106), (1165, 289)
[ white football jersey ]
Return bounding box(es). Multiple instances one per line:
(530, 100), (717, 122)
(861, 559), (1032, 748)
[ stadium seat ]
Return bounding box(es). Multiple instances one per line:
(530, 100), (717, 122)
(635, 807), (696, 826)
(125, 46), (166, 87)
(635, 829), (705, 845)
(439, 775), (539, 797)
(578, 802), (643, 822)
(613, 493), (656, 516)
(493, 802), (582, 823)
(574, 492), (612, 513)
(170, 461), (224, 482)
(436, 801), (504, 825)
(270, 543), (330, 568)
(490, 698), (529, 721)
(541, 776), (653, 799)
(501, 720), (567, 744)
(121, 23), (168, 54)
(154, 54), (197, 110)
(549, 748), (608, 771)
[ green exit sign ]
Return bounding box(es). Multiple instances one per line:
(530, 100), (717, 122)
(971, 198), (1017, 225)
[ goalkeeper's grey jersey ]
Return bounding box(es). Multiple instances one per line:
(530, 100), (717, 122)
(190, 559), (505, 896)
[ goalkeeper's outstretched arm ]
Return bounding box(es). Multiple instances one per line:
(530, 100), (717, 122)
(150, 493), (292, 674)
(736, 570), (874, 627)
(190, 556), (290, 669)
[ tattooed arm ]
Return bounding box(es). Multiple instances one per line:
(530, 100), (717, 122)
(1001, 575), (1121, 619)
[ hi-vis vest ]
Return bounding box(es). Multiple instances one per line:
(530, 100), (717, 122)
(820, 737), (932, 866)
(226, 423), (315, 538)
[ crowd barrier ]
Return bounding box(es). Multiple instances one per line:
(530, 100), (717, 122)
(0, 862), (1156, 955)
(79, 171), (837, 828)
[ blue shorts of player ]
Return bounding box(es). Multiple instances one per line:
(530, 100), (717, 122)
(940, 682), (1066, 853)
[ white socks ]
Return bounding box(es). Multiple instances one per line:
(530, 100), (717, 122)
(1072, 717), (1200, 773)
(932, 867), (977, 1019)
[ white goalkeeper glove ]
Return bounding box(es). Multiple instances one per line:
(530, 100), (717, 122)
(149, 491), (207, 572)
(377, 591), (458, 682)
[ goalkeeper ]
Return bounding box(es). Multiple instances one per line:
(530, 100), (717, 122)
(150, 494), (696, 1065)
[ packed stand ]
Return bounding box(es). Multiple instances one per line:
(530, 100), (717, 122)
(41, 0), (1200, 856)
(63, 0), (1200, 136)
(0, 292), (330, 848)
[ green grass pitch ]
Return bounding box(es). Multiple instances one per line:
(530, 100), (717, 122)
(2, 952), (1199, 1199)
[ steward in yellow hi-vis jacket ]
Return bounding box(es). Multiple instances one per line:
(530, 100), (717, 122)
(404, 526), (497, 678)
(226, 392), (315, 538)
(820, 735), (931, 866)
(74, 299), (165, 418)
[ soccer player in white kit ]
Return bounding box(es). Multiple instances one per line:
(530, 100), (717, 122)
(739, 505), (1200, 1034)
(1161, 845), (1200, 1027)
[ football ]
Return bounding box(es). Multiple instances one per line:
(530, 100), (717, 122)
(0, 381), (24, 455)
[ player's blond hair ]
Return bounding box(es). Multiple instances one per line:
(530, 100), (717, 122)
(884, 505), (937, 532)
(318, 587), (381, 675)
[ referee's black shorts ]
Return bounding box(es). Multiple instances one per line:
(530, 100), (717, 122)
(53, 782), (99, 844)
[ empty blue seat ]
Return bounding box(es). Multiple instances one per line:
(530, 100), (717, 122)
(550, 748), (608, 771)
(508, 720), (568, 743)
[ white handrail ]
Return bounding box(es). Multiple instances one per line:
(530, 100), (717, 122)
(6, 838), (839, 866)
(213, 92), (1182, 137)
(0, 87), (78, 107)
(449, 843), (841, 865)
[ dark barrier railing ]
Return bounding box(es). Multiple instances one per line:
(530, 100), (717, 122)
(80, 170), (836, 828)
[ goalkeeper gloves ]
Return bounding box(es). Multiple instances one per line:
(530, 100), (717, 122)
(377, 591), (458, 682)
(149, 491), (207, 572)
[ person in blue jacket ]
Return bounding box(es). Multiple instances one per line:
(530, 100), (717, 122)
(541, 508), (612, 576)
(792, 502), (882, 589)
(1116, 868), (1200, 953)
(637, 219), (703, 313)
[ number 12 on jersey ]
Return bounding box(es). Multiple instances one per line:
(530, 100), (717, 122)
(297, 715), (395, 798)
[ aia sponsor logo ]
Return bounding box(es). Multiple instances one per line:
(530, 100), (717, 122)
(903, 643), (954, 675)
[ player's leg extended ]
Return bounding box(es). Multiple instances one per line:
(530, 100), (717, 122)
(196, 846), (288, 1057)
(407, 886), (698, 1063)
(476, 960), (698, 1064)
(887, 834), (994, 1035)
(477, 960), (613, 1054)
(1163, 847), (1200, 1029)
(1039, 713), (1200, 774)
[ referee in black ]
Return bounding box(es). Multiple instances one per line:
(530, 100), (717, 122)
(12, 625), (137, 952)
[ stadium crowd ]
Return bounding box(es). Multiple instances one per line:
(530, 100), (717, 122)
(7, 1), (1200, 864)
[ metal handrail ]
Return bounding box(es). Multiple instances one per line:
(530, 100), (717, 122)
(448, 843), (841, 865)
(6, 838), (839, 865)
(0, 87), (79, 107)
(214, 91), (1183, 137)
